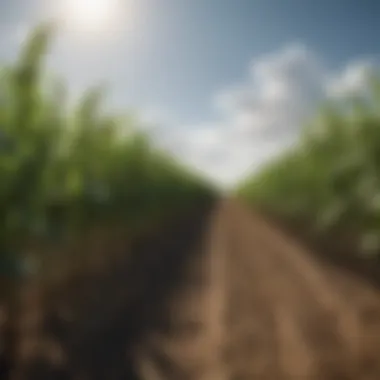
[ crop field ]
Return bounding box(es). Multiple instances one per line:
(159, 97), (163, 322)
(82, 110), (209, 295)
(2, 24), (380, 380)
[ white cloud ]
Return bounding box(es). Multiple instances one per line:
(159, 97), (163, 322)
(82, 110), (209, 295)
(12, 24), (30, 44)
(145, 45), (377, 187)
(0, 23), (29, 46)
(327, 60), (377, 98)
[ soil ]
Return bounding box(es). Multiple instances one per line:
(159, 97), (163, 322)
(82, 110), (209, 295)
(5, 199), (380, 379)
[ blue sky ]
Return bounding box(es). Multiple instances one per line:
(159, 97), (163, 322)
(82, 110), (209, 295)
(0, 0), (379, 185)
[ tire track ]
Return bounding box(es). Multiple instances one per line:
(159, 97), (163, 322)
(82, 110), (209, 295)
(224, 202), (285, 379)
(229, 203), (320, 379)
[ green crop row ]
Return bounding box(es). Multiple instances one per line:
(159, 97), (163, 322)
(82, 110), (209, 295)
(0, 23), (215, 280)
(237, 73), (380, 257)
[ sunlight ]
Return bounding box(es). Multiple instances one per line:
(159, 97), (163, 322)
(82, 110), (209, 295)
(59, 0), (125, 35)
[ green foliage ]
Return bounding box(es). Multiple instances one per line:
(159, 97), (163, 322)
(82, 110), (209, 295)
(237, 73), (380, 256)
(0, 23), (215, 276)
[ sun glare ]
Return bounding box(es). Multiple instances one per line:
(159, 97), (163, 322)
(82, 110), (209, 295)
(60, 0), (123, 34)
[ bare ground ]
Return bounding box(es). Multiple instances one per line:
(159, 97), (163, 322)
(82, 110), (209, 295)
(5, 199), (380, 379)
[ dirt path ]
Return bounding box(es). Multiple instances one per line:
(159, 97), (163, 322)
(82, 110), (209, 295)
(11, 199), (380, 379)
(224, 201), (380, 380)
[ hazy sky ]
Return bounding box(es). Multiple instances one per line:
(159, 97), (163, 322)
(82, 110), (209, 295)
(0, 0), (379, 185)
